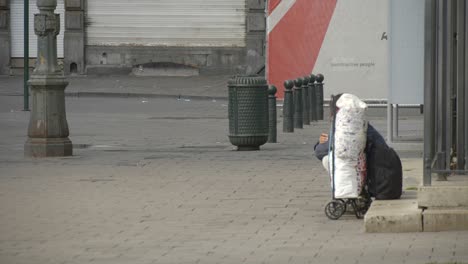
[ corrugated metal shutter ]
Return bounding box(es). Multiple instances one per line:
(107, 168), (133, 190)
(86, 0), (246, 47)
(10, 0), (65, 58)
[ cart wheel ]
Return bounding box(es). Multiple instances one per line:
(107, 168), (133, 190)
(352, 198), (371, 219)
(337, 199), (347, 212)
(325, 200), (346, 220)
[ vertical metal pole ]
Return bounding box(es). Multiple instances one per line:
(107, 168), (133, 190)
(456, 0), (465, 170)
(424, 0), (436, 186)
(465, 0), (468, 170)
(393, 104), (399, 139)
(387, 103), (394, 143)
(23, 0), (29, 111)
(436, 0), (447, 175)
(451, 1), (458, 167)
(445, 0), (454, 171)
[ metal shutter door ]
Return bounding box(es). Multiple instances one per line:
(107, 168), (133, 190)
(86, 0), (246, 47)
(10, 0), (65, 58)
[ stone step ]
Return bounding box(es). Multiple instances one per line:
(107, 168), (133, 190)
(423, 208), (468, 232)
(364, 197), (423, 233)
(365, 186), (468, 233)
(418, 178), (468, 208)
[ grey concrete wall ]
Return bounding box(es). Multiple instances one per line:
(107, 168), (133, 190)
(85, 0), (266, 76)
(64, 0), (85, 75)
(5, 0), (267, 76)
(0, 0), (10, 75)
(85, 46), (246, 76)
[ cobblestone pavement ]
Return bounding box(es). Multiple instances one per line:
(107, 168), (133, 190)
(0, 95), (467, 264)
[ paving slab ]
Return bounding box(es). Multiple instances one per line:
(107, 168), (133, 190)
(0, 94), (467, 263)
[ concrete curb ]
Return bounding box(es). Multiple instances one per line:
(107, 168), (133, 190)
(365, 186), (468, 233)
(365, 194), (423, 233)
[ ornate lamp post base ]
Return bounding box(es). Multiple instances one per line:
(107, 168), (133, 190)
(24, 0), (72, 158)
(24, 75), (72, 158)
(25, 137), (72, 157)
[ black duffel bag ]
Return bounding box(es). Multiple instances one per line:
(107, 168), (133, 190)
(366, 142), (402, 200)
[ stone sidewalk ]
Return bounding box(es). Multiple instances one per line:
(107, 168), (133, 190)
(0, 95), (467, 264)
(0, 75), (230, 99)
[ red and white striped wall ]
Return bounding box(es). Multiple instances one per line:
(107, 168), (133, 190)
(267, 0), (389, 100)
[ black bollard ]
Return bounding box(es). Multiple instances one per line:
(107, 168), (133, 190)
(309, 74), (317, 122)
(293, 78), (304, 129)
(316, 74), (325, 120)
(283, 80), (294, 133)
(302, 75), (310, 125)
(268, 85), (277, 143)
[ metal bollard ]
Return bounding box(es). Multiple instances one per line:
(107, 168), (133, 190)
(302, 75), (310, 125)
(283, 80), (294, 133)
(316, 73), (325, 120)
(309, 74), (317, 121)
(268, 85), (277, 143)
(293, 78), (303, 129)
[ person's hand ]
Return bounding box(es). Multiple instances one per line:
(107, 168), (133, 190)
(319, 133), (328, 144)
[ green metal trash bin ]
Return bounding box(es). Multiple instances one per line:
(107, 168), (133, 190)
(228, 76), (269, 151)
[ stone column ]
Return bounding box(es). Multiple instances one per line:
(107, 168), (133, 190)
(0, 0), (10, 75)
(25, 0), (72, 157)
(245, 0), (266, 75)
(64, 0), (84, 74)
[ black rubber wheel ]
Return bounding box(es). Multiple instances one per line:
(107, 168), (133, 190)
(337, 199), (347, 212)
(325, 200), (346, 220)
(352, 197), (372, 219)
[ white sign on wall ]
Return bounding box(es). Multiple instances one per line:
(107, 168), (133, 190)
(313, 0), (389, 100)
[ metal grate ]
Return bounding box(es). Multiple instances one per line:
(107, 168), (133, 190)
(423, 0), (468, 185)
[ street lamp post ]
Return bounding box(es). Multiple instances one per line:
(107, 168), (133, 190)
(24, 0), (72, 157)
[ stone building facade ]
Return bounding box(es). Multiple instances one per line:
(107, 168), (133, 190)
(0, 0), (266, 76)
